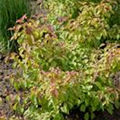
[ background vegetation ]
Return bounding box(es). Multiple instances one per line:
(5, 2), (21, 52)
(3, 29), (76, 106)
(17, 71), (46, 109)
(0, 0), (30, 53)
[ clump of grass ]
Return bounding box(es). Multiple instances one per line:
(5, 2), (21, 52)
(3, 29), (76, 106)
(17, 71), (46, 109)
(0, 0), (31, 53)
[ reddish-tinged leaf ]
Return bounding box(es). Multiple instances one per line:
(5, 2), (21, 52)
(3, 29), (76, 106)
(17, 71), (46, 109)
(25, 26), (33, 35)
(16, 14), (27, 23)
(48, 25), (54, 32)
(8, 26), (16, 31)
(51, 88), (58, 98)
(57, 17), (68, 23)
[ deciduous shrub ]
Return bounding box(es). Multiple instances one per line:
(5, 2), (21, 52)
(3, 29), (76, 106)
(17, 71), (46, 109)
(10, 0), (120, 120)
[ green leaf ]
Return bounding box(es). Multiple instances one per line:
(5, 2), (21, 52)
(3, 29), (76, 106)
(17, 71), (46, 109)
(76, 99), (81, 106)
(106, 104), (113, 115)
(14, 82), (20, 90)
(116, 34), (119, 40)
(13, 103), (17, 111)
(31, 94), (38, 107)
(90, 112), (95, 120)
(19, 106), (24, 114)
(85, 98), (89, 107)
(61, 103), (69, 114)
(95, 82), (102, 89)
(54, 113), (64, 120)
(91, 98), (99, 112)
(84, 112), (89, 120)
(80, 104), (86, 112)
(115, 100), (120, 109)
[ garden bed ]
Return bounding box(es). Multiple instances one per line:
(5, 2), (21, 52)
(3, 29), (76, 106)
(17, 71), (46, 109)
(0, 0), (120, 120)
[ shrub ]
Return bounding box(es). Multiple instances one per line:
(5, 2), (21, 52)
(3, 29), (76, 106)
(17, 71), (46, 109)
(0, 0), (30, 53)
(44, 0), (120, 47)
(10, 0), (120, 120)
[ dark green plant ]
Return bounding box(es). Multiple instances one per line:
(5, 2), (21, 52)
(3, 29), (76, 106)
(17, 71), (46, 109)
(0, 0), (30, 53)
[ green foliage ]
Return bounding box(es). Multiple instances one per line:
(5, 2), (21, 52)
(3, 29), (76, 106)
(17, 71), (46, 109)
(45, 0), (120, 47)
(10, 0), (120, 120)
(0, 0), (30, 53)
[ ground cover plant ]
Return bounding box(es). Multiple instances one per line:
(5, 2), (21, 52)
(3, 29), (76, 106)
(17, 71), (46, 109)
(1, 0), (120, 120)
(0, 0), (30, 53)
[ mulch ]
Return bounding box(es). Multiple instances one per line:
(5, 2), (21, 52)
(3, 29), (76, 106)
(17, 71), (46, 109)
(65, 107), (120, 120)
(0, 54), (22, 120)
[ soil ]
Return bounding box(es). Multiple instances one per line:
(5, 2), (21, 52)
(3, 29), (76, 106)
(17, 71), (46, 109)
(0, 54), (22, 120)
(65, 108), (120, 120)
